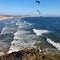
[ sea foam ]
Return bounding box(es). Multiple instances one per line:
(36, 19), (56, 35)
(47, 38), (60, 50)
(33, 29), (50, 36)
(8, 21), (37, 54)
(1, 26), (15, 35)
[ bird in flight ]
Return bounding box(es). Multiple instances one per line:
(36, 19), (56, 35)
(37, 10), (40, 14)
(36, 0), (40, 5)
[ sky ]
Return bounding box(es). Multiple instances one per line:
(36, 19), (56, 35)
(0, 0), (60, 16)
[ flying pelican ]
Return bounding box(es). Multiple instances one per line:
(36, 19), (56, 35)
(36, 0), (40, 5)
(37, 10), (40, 14)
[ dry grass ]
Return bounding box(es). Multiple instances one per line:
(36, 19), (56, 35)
(0, 48), (59, 60)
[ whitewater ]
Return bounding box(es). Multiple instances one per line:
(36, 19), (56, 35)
(0, 17), (60, 55)
(7, 19), (39, 54)
(33, 28), (60, 51)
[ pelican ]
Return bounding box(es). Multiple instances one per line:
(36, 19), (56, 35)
(36, 0), (40, 5)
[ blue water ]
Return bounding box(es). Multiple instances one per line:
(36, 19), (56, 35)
(0, 17), (60, 53)
(22, 17), (60, 42)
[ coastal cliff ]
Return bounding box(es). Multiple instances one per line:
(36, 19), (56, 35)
(0, 48), (59, 60)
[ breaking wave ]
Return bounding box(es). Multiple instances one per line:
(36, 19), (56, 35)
(33, 29), (50, 36)
(47, 38), (60, 50)
(1, 26), (15, 35)
(33, 28), (60, 50)
(8, 20), (37, 54)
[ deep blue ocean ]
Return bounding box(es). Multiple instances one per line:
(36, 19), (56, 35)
(22, 17), (60, 42)
(0, 17), (60, 53)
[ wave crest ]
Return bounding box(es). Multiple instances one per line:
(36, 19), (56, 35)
(47, 38), (60, 50)
(33, 29), (50, 36)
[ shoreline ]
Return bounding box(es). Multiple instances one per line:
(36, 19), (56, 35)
(0, 16), (41, 21)
(0, 16), (22, 21)
(0, 16), (14, 21)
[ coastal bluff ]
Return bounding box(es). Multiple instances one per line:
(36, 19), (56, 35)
(0, 48), (59, 60)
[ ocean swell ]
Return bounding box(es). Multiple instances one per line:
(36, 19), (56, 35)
(1, 26), (16, 35)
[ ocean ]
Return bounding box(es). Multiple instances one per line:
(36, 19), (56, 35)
(0, 17), (60, 54)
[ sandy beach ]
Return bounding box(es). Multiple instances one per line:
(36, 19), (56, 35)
(0, 16), (21, 21)
(0, 16), (14, 21)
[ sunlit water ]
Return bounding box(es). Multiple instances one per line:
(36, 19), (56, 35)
(0, 17), (60, 55)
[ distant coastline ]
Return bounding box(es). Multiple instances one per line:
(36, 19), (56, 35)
(0, 15), (42, 21)
(0, 16), (21, 21)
